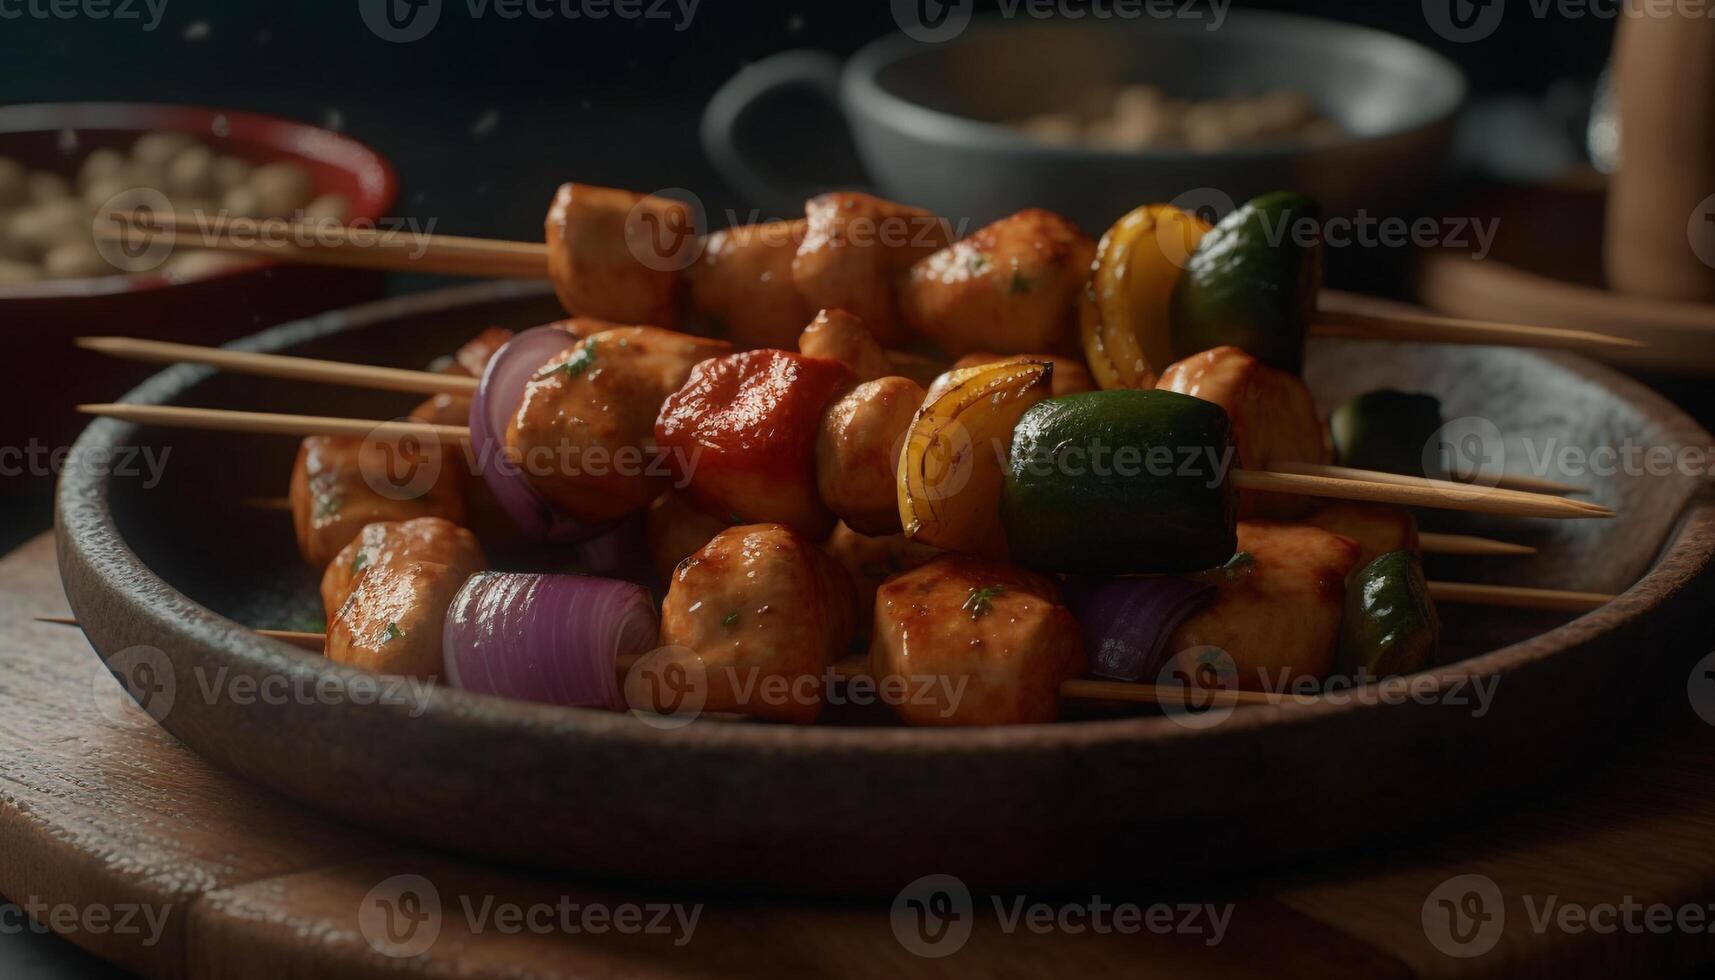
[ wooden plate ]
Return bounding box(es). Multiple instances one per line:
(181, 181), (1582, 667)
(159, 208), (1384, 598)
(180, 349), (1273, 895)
(55, 280), (1715, 895)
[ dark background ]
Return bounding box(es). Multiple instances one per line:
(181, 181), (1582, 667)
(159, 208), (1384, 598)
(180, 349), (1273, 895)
(0, 0), (1618, 247)
(0, 2), (1628, 976)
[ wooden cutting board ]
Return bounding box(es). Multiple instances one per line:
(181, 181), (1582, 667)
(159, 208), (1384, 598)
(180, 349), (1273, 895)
(5, 530), (1715, 979)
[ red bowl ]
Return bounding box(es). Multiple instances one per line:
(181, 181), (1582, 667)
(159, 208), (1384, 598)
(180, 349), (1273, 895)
(0, 103), (400, 503)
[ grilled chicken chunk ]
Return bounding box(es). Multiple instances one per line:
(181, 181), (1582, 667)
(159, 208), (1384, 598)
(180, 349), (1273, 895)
(798, 308), (893, 382)
(439, 325), (515, 379)
(1304, 502), (1419, 568)
(645, 490), (734, 584)
(545, 183), (692, 328)
(321, 517), (486, 678)
(508, 326), (730, 525)
(1156, 345), (1329, 517)
(816, 375), (924, 536)
(655, 524), (857, 724)
(655, 349), (854, 538)
(1167, 521), (1362, 691)
(823, 523), (942, 641)
(792, 192), (951, 346)
(688, 219), (808, 350)
(870, 556), (1085, 725)
(289, 328), (525, 567)
(899, 209), (1095, 357)
(289, 430), (466, 568)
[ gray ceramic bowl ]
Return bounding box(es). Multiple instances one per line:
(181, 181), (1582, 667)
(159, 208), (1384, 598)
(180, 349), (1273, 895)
(57, 281), (1715, 896)
(703, 12), (1467, 230)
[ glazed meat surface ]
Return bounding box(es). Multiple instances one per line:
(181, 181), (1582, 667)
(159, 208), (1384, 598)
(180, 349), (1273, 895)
(1157, 345), (1329, 517)
(321, 517), (486, 678)
(870, 555), (1084, 725)
(899, 209), (1095, 357)
(1166, 520), (1362, 691)
(545, 183), (691, 328)
(792, 192), (950, 346)
(798, 308), (893, 382)
(507, 326), (730, 525)
(688, 219), (808, 350)
(1304, 502), (1419, 568)
(816, 376), (923, 536)
(656, 523), (857, 723)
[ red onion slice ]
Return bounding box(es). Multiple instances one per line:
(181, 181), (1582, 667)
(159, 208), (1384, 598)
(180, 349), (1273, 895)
(469, 326), (604, 543)
(442, 571), (657, 710)
(1066, 576), (1217, 682)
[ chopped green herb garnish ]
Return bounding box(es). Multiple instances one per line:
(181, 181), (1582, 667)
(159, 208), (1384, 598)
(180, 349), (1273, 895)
(1009, 271), (1032, 294)
(721, 611), (740, 627)
(382, 622), (404, 643)
(1193, 551), (1255, 586)
(533, 340), (598, 382)
(962, 585), (1004, 620)
(966, 253), (989, 273)
(314, 493), (342, 518)
(349, 550), (368, 574)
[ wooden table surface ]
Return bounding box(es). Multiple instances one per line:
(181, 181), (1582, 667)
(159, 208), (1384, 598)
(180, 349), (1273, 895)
(5, 530), (1715, 978)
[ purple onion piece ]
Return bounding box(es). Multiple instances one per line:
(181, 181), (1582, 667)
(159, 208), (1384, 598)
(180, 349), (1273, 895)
(442, 571), (657, 711)
(1066, 576), (1217, 682)
(469, 325), (605, 544)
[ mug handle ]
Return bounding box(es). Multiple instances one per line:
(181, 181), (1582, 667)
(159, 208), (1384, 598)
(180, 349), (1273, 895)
(701, 50), (872, 217)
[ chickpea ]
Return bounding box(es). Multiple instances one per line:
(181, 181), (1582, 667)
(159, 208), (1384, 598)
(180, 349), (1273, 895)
(0, 156), (25, 208)
(131, 131), (196, 168)
(220, 185), (264, 218)
(42, 241), (112, 280)
(77, 147), (128, 190)
(249, 161), (315, 216)
(300, 192), (349, 223)
(122, 161), (168, 194)
(211, 154), (252, 191)
(26, 171), (71, 203)
(164, 250), (252, 279)
(0, 260), (42, 285)
(166, 145), (219, 199)
(83, 176), (133, 210)
(11, 199), (88, 252)
(0, 221), (32, 262)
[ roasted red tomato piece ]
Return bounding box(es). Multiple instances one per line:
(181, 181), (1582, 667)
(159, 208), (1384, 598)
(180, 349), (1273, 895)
(655, 349), (854, 538)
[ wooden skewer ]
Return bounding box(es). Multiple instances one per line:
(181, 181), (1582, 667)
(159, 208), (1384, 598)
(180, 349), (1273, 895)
(76, 404), (469, 443)
(1265, 463), (1612, 518)
(75, 404), (1610, 521)
(1452, 471), (1588, 496)
(78, 337), (479, 397)
(1312, 308), (1645, 353)
(108, 211), (1642, 354)
(1416, 532), (1537, 557)
(95, 211), (546, 280)
(1227, 469), (1608, 521)
(241, 492), (1550, 559)
(1424, 581), (1615, 613)
(1277, 461), (1591, 501)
